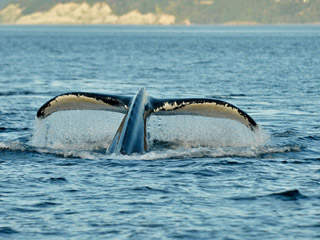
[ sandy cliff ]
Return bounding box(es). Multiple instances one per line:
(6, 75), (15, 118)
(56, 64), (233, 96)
(0, 2), (176, 25)
(0, 4), (22, 23)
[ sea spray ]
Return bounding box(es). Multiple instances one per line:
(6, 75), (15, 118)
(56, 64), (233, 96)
(147, 115), (268, 149)
(30, 110), (268, 153)
(30, 110), (124, 150)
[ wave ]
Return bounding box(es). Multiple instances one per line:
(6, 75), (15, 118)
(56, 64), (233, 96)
(0, 140), (301, 160)
(0, 141), (27, 152)
(0, 91), (35, 96)
(268, 189), (307, 200)
(230, 189), (307, 201)
(0, 227), (19, 235)
(107, 145), (301, 160)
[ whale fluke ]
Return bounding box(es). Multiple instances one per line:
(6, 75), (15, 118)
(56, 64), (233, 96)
(37, 92), (131, 119)
(151, 98), (258, 132)
(36, 88), (259, 154)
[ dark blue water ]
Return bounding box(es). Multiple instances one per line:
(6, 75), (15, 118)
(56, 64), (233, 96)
(0, 25), (319, 239)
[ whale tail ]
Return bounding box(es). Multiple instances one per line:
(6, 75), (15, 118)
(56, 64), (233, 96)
(37, 92), (131, 119)
(37, 88), (258, 154)
(150, 97), (258, 132)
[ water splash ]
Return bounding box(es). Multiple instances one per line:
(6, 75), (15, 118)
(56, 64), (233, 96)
(30, 111), (124, 150)
(147, 115), (267, 149)
(0, 138), (300, 161)
(107, 145), (300, 161)
(24, 110), (275, 159)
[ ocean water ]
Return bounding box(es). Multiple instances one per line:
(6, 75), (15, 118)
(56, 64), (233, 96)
(0, 25), (319, 239)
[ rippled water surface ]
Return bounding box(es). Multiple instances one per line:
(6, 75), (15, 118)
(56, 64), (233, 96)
(0, 25), (319, 239)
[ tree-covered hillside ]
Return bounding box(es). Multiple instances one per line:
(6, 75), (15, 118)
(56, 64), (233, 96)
(1, 0), (320, 24)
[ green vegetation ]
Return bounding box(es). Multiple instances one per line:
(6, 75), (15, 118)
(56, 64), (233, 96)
(1, 0), (320, 24)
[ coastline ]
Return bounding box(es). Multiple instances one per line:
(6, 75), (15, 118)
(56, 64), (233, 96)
(1, 23), (319, 26)
(1, 3), (319, 26)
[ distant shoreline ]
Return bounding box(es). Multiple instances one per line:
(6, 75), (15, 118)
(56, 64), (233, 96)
(1, 2), (320, 26)
(1, 23), (319, 26)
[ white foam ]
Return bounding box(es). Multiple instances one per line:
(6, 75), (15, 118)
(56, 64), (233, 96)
(0, 140), (299, 160)
(102, 145), (300, 161)
(0, 141), (26, 151)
